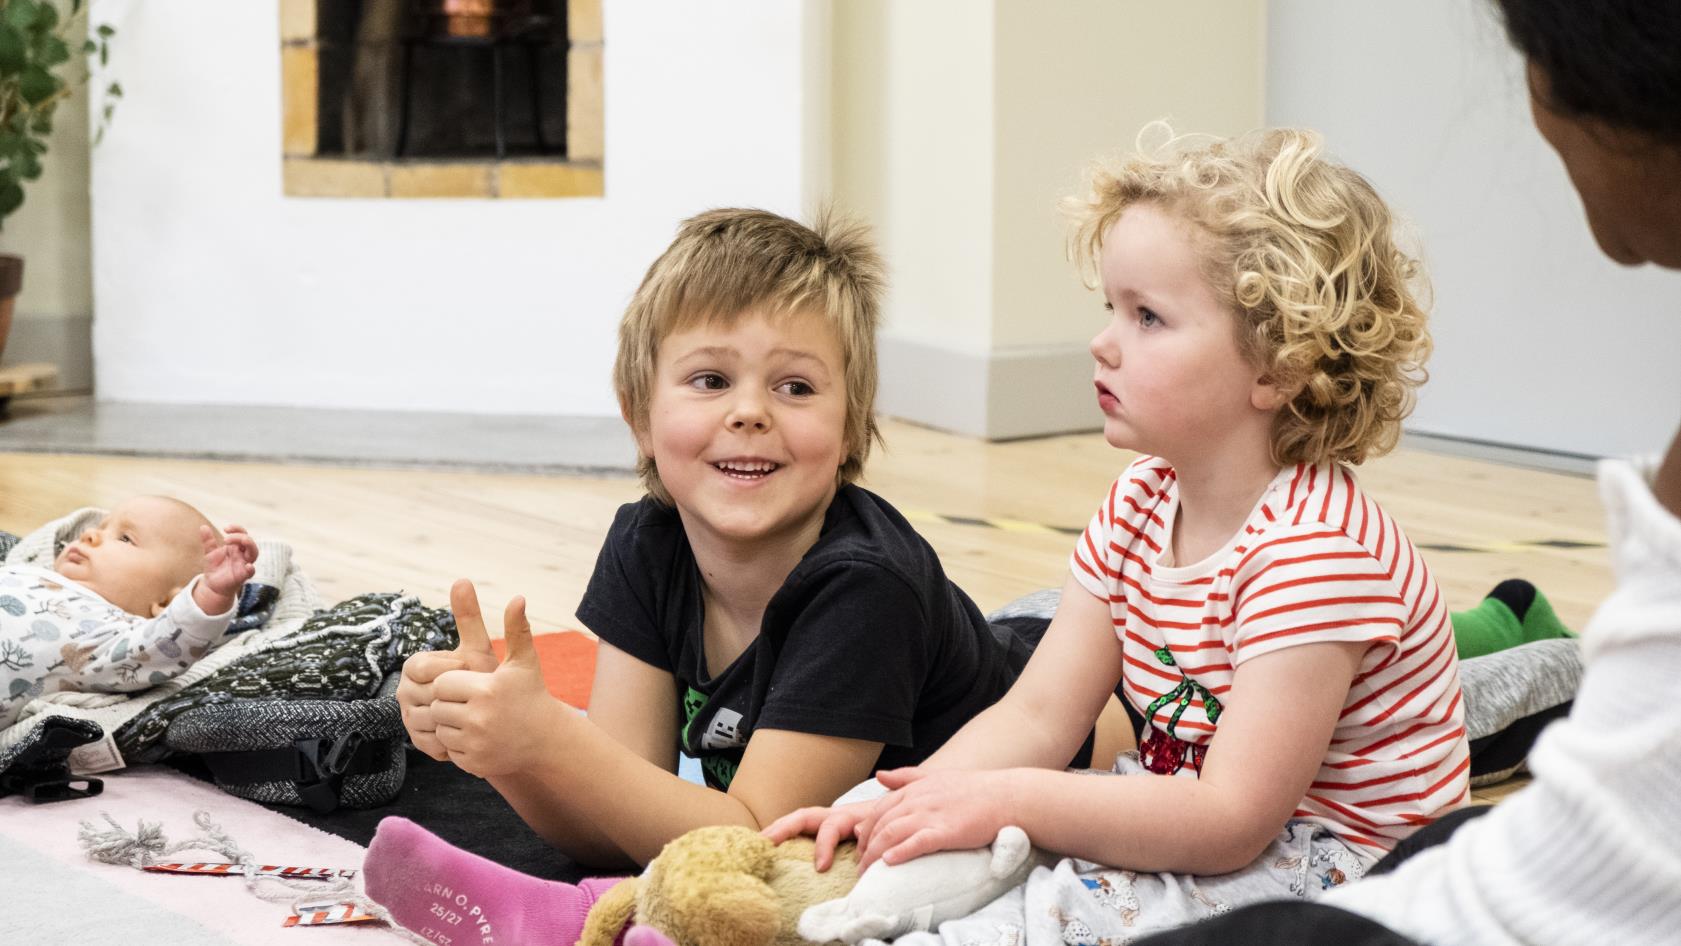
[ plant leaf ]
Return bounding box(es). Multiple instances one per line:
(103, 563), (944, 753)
(34, 2), (57, 33)
(4, 1), (41, 33)
(0, 178), (24, 222)
(17, 64), (58, 105)
(34, 34), (68, 68)
(95, 23), (113, 39)
(16, 147), (41, 180)
(0, 24), (26, 73)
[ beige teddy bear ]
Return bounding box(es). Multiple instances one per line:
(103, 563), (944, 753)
(577, 824), (862, 946)
(576, 821), (1045, 946)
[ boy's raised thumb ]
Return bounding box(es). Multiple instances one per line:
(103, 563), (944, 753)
(499, 596), (539, 667)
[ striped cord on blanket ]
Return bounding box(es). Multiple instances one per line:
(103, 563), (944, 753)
(76, 809), (431, 944)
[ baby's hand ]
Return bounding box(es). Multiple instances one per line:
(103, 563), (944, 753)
(192, 525), (258, 614)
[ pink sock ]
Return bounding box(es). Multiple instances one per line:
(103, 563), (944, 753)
(625, 924), (680, 946)
(363, 816), (626, 946)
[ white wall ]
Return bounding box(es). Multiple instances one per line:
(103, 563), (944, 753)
(89, 0), (829, 416)
(832, 0), (995, 353)
(835, 0), (1266, 438)
(1267, 0), (1681, 458)
(990, 0), (1265, 352)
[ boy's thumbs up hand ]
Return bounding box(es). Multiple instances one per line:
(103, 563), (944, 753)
(396, 579), (519, 762)
(427, 590), (561, 778)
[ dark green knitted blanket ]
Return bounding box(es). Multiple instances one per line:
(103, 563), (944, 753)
(116, 592), (457, 763)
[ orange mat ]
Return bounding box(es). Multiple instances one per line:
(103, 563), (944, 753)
(489, 631), (599, 709)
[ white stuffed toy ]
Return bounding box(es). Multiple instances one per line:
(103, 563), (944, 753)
(797, 823), (1047, 943)
(793, 778), (1048, 944)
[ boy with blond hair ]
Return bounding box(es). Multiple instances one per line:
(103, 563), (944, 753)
(366, 208), (1096, 946)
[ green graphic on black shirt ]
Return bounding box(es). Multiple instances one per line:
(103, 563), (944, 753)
(681, 685), (741, 788)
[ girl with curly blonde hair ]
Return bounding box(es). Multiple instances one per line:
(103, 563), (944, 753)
(769, 128), (1471, 942)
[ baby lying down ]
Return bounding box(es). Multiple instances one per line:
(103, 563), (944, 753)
(0, 495), (257, 728)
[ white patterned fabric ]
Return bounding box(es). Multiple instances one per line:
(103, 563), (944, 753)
(0, 567), (235, 729)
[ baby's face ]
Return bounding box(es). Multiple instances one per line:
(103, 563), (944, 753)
(53, 497), (209, 616)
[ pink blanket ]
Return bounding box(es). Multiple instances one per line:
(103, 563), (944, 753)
(0, 765), (408, 944)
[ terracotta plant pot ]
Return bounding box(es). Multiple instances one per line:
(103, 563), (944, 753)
(0, 254), (20, 365)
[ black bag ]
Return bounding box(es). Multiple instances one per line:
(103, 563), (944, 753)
(164, 676), (407, 813)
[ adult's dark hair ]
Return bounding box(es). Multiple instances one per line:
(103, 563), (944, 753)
(1493, 0), (1681, 143)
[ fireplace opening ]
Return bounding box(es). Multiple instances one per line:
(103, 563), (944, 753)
(282, 0), (602, 198)
(314, 0), (572, 160)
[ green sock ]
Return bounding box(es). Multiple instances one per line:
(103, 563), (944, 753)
(1450, 579), (1576, 660)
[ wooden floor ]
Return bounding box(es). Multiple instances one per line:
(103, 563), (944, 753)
(0, 419), (1613, 631)
(0, 419), (1608, 802)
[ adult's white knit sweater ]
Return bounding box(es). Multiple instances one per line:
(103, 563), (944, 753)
(1323, 458), (1681, 944)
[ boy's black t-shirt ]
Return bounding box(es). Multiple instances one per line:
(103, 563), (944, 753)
(575, 484), (1023, 790)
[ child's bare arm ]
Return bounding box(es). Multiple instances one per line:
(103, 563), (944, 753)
(427, 584), (886, 867)
(765, 574), (1124, 868)
(481, 641), (681, 865)
(581, 641), (683, 772)
(729, 728), (884, 832)
(502, 644), (882, 865)
(858, 639), (1368, 874)
(512, 724), (884, 867)
(924, 574), (1125, 772)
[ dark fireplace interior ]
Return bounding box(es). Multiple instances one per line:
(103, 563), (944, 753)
(314, 0), (570, 160)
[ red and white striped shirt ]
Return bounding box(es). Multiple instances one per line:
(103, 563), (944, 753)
(1070, 456), (1469, 857)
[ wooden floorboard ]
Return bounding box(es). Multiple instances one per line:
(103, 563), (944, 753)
(0, 419), (1601, 800)
(0, 417), (1612, 634)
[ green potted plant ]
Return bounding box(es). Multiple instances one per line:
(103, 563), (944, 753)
(0, 0), (114, 361)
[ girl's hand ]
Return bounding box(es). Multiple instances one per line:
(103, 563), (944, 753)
(857, 767), (1019, 870)
(761, 801), (876, 872)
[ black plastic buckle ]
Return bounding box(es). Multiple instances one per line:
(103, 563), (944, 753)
(292, 732), (365, 813)
(0, 770), (104, 803)
(321, 731), (365, 775)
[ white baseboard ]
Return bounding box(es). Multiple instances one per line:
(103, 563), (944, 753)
(1401, 430), (1599, 477)
(878, 334), (1100, 440)
(5, 313), (91, 390)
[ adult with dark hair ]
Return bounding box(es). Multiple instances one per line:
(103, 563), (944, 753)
(1129, 0), (1681, 943)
